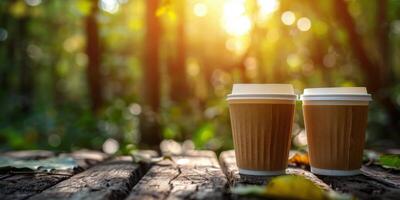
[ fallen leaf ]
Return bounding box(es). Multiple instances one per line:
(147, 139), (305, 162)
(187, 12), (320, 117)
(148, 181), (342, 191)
(132, 153), (173, 165)
(378, 154), (400, 170)
(232, 175), (354, 200)
(265, 175), (325, 200)
(288, 151), (310, 166)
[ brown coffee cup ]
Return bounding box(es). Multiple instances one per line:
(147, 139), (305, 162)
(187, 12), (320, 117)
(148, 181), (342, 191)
(300, 87), (372, 176)
(227, 84), (296, 176)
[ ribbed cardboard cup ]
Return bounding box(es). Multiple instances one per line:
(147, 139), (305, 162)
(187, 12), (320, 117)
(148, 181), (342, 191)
(300, 87), (372, 176)
(227, 84), (296, 176)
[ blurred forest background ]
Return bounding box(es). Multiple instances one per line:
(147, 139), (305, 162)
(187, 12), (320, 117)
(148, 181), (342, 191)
(1, 0), (400, 153)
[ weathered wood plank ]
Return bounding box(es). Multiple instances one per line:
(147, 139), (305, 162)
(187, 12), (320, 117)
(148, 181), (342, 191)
(0, 150), (108, 200)
(361, 165), (400, 188)
(0, 173), (71, 200)
(28, 151), (156, 200)
(220, 150), (400, 200)
(318, 175), (400, 200)
(219, 150), (331, 191)
(0, 150), (55, 181)
(126, 150), (228, 200)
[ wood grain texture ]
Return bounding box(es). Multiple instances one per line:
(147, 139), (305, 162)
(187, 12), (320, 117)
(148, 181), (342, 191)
(126, 150), (228, 200)
(27, 150), (157, 200)
(220, 150), (400, 200)
(219, 150), (331, 191)
(318, 175), (400, 200)
(361, 165), (400, 188)
(0, 150), (108, 200)
(0, 173), (71, 200)
(28, 156), (150, 200)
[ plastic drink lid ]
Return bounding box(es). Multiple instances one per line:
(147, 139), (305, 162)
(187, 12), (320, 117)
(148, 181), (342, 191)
(227, 84), (296, 100)
(300, 87), (372, 101)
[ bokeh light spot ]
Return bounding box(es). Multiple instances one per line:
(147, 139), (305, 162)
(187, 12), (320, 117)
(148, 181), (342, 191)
(187, 58), (200, 77)
(63, 35), (84, 53)
(281, 11), (296, 26)
(297, 17), (311, 31)
(0, 28), (8, 42)
(193, 3), (208, 17)
(25, 0), (41, 6)
(286, 54), (302, 70)
(129, 103), (142, 115)
(27, 44), (43, 60)
(257, 0), (279, 20)
(224, 16), (252, 36)
(100, 0), (120, 14)
(222, 0), (252, 36)
(103, 138), (119, 154)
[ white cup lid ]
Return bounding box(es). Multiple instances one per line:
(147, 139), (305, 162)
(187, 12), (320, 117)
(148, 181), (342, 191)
(227, 84), (296, 100)
(300, 87), (372, 101)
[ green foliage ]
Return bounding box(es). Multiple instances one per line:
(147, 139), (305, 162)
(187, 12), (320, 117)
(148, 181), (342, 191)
(193, 122), (214, 148)
(378, 155), (400, 170)
(0, 0), (400, 152)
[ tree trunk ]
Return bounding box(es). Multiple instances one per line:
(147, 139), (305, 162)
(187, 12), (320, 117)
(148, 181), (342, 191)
(375, 0), (400, 141)
(18, 17), (33, 113)
(140, 0), (162, 148)
(169, 0), (189, 102)
(334, 0), (382, 93)
(334, 0), (400, 144)
(85, 0), (103, 113)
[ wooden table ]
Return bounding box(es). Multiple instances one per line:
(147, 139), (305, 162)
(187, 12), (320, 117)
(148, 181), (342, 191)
(0, 149), (399, 200)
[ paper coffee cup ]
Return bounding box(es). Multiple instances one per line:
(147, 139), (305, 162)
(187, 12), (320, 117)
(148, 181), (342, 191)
(227, 84), (296, 176)
(300, 87), (372, 176)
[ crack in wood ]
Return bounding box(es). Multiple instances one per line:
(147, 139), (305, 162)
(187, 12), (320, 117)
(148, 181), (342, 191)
(0, 150), (108, 200)
(166, 165), (182, 199)
(126, 150), (228, 200)
(27, 156), (154, 200)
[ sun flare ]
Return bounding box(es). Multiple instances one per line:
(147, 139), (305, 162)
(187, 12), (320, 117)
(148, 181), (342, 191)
(221, 0), (252, 36)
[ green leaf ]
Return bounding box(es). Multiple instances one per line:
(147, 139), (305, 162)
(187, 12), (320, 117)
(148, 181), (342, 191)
(9, 0), (28, 18)
(193, 123), (214, 148)
(378, 154), (400, 170)
(75, 0), (92, 16)
(163, 126), (177, 139)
